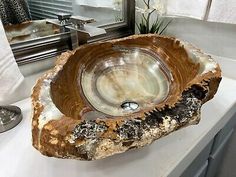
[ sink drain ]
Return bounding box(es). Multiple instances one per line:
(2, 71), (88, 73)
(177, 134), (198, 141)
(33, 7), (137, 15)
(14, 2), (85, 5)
(120, 101), (139, 111)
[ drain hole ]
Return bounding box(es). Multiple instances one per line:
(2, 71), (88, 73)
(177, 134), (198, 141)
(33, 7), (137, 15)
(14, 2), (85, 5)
(120, 101), (139, 111)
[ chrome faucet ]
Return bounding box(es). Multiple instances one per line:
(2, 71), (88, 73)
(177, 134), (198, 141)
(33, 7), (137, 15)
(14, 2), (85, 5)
(47, 13), (72, 32)
(69, 16), (95, 29)
(47, 13), (106, 47)
(57, 13), (72, 25)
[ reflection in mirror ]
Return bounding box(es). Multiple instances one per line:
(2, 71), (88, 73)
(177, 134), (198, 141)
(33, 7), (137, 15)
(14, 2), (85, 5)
(0, 0), (134, 65)
(1, 0), (125, 45)
(27, 0), (124, 27)
(4, 20), (60, 44)
(72, 0), (124, 26)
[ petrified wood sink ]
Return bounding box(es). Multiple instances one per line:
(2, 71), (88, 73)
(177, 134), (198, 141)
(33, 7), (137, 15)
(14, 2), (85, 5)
(31, 34), (221, 160)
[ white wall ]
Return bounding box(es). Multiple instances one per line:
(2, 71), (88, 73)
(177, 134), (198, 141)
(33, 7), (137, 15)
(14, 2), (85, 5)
(164, 18), (236, 79)
(164, 18), (236, 59)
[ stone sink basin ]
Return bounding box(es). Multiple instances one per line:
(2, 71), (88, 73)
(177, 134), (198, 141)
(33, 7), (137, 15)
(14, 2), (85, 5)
(31, 34), (221, 160)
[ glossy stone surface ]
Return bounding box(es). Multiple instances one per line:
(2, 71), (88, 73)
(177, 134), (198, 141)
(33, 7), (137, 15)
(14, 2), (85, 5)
(81, 48), (171, 116)
(31, 34), (221, 160)
(4, 20), (59, 44)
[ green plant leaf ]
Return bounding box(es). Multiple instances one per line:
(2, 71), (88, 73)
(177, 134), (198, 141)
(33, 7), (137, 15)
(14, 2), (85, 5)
(159, 19), (172, 35)
(150, 23), (157, 33)
(138, 18), (148, 34)
(135, 22), (141, 32)
(155, 18), (164, 34)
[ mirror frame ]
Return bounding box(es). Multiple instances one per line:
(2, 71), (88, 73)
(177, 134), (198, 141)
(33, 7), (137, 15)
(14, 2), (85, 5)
(10, 0), (135, 65)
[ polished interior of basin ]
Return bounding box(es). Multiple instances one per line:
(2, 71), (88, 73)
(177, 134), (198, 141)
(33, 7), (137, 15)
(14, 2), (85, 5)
(81, 48), (171, 116)
(50, 36), (201, 119)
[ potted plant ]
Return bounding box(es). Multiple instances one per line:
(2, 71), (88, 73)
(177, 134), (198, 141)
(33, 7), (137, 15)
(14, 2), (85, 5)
(136, 0), (172, 34)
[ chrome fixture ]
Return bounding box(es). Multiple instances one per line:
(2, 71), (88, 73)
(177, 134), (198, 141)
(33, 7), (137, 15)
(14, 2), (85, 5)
(69, 16), (95, 29)
(57, 13), (72, 25)
(47, 13), (106, 47)
(0, 106), (22, 133)
(47, 13), (72, 32)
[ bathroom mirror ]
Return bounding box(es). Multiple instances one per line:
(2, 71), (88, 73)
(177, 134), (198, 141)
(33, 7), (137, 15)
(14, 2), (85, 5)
(1, 0), (135, 65)
(28, 0), (125, 26)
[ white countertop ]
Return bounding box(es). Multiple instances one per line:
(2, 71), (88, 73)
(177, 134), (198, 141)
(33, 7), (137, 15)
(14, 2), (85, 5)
(1, 77), (236, 177)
